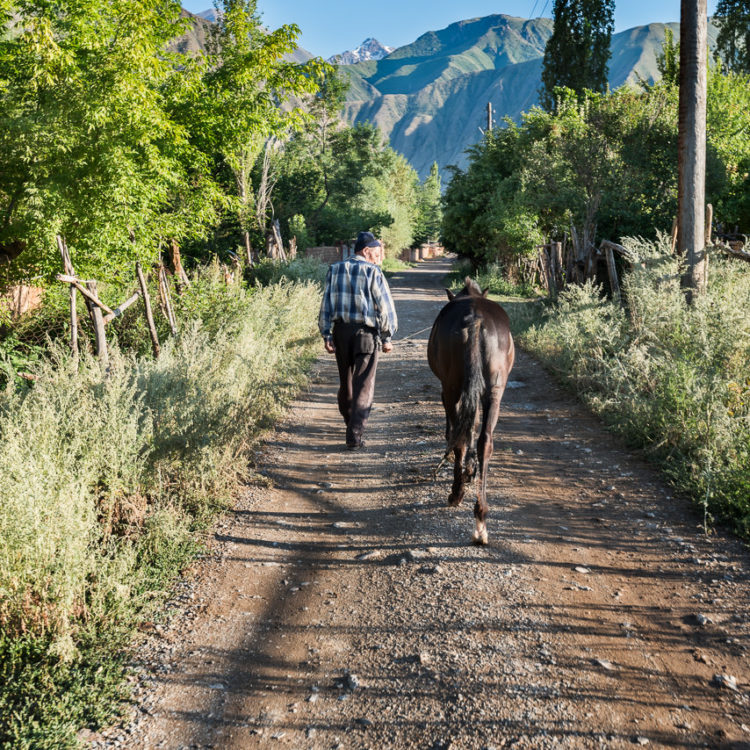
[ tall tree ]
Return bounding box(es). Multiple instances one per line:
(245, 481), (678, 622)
(539, 0), (615, 110)
(414, 162), (442, 246)
(714, 0), (750, 73)
(192, 0), (324, 261)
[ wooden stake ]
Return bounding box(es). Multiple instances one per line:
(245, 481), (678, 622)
(86, 280), (109, 371)
(158, 265), (177, 335)
(135, 262), (160, 358)
(102, 291), (141, 324)
(552, 241), (563, 288)
(56, 235), (78, 360)
(705, 203), (713, 245)
(170, 239), (191, 289)
(604, 243), (621, 303)
(600, 239), (638, 266)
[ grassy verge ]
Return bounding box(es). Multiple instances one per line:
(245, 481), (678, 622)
(0, 262), (325, 747)
(382, 256), (415, 275)
(519, 238), (750, 537)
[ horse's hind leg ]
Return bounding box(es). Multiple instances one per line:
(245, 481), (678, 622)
(472, 391), (502, 545)
(449, 441), (467, 506)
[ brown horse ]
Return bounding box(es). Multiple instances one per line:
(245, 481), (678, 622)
(427, 277), (515, 545)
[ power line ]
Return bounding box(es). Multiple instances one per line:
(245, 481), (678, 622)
(539, 0), (551, 18)
(529, 0), (541, 18)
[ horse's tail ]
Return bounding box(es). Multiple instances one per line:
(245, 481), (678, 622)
(448, 310), (484, 459)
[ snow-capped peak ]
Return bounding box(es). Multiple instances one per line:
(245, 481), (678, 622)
(327, 38), (394, 65)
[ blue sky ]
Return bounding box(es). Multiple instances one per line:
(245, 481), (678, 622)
(180, 1), (719, 59)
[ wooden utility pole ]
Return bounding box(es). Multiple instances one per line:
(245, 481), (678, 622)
(677, 0), (708, 300)
(487, 102), (493, 132)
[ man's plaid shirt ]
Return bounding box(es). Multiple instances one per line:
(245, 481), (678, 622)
(318, 255), (398, 343)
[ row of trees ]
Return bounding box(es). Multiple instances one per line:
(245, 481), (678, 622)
(443, 62), (750, 266)
(0, 0), (440, 290)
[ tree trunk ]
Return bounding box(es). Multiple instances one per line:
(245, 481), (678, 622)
(678, 0), (708, 300)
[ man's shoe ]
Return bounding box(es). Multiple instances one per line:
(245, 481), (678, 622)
(346, 440), (365, 451)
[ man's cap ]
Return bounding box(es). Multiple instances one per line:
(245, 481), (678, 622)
(353, 231), (381, 254)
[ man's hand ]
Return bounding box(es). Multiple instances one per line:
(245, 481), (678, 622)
(324, 339), (335, 354)
(382, 341), (393, 354)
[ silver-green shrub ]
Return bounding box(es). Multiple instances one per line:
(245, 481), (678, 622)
(522, 240), (750, 535)
(0, 276), (320, 647)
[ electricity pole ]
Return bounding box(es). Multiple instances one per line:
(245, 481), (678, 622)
(678, 0), (708, 300)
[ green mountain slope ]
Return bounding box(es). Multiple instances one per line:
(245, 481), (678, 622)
(341, 16), (719, 178)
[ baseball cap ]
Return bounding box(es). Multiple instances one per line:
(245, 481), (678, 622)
(353, 231), (381, 254)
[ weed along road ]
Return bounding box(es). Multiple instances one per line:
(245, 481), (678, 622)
(112, 258), (750, 750)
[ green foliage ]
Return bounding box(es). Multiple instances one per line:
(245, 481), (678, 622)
(0, 0), (197, 281)
(540, 0), (615, 110)
(444, 64), (750, 265)
(288, 214), (312, 252)
(273, 120), (388, 244)
(0, 0), (326, 284)
(0, 269), (321, 745)
(714, 0), (750, 74)
(521, 241), (750, 537)
(657, 27), (680, 86)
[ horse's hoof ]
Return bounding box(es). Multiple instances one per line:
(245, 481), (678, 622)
(472, 524), (488, 545)
(447, 494), (463, 507)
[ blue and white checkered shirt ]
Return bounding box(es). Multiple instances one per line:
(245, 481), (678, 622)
(318, 256), (398, 343)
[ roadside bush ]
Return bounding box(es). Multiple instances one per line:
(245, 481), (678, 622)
(247, 256), (329, 287)
(521, 240), (750, 536)
(0, 273), (321, 746)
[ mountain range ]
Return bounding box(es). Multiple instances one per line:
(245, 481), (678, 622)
(340, 15), (719, 178)
(178, 9), (719, 180)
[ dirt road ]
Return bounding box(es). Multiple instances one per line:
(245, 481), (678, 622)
(105, 258), (749, 749)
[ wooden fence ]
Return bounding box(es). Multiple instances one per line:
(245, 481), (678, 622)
(535, 206), (747, 301)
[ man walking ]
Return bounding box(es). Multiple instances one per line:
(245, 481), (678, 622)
(318, 231), (398, 450)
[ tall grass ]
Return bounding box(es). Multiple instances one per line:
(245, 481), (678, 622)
(521, 237), (750, 536)
(0, 265), (322, 747)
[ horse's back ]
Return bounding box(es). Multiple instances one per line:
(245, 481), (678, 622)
(428, 296), (513, 382)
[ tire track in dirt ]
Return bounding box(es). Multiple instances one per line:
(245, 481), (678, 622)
(97, 258), (750, 750)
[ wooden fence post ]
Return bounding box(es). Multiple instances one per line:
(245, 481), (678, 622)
(552, 241), (564, 289)
(539, 245), (557, 298)
(169, 240), (190, 290)
(136, 262), (160, 359)
(603, 243), (621, 303)
(56, 235), (78, 360)
(85, 280), (109, 371)
(158, 265), (177, 335)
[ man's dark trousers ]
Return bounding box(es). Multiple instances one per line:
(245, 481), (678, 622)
(332, 321), (379, 447)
